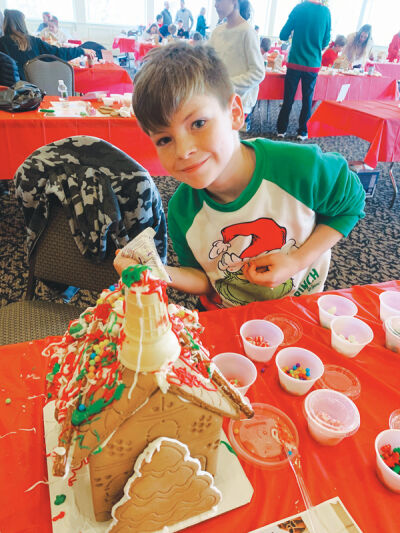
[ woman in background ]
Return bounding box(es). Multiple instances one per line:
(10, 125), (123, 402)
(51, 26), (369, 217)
(141, 23), (159, 43)
(0, 9), (95, 80)
(210, 0), (264, 131)
(387, 31), (400, 62)
(342, 24), (373, 68)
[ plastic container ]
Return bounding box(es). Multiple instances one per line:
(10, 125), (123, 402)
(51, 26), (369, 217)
(389, 409), (400, 430)
(317, 294), (358, 329)
(384, 315), (400, 353)
(330, 316), (373, 357)
(275, 347), (324, 396)
(240, 319), (283, 363)
(375, 429), (400, 493)
(212, 352), (257, 396)
(304, 389), (360, 446)
(263, 314), (303, 346)
(57, 79), (68, 100)
(316, 364), (361, 400)
(123, 92), (133, 106)
(379, 291), (400, 322)
(228, 403), (299, 469)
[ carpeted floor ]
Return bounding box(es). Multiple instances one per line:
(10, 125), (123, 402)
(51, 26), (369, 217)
(0, 100), (399, 311)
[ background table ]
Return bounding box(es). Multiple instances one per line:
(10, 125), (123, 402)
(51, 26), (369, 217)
(137, 42), (158, 60)
(258, 71), (399, 102)
(73, 63), (133, 94)
(366, 61), (400, 80)
(0, 96), (166, 180)
(112, 37), (137, 53)
(1, 280), (400, 533)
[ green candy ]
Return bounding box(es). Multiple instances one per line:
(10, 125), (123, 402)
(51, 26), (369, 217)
(54, 494), (66, 505)
(121, 264), (151, 287)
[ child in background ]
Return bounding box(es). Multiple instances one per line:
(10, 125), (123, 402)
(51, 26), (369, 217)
(115, 42), (365, 308)
(321, 35), (346, 67)
(260, 37), (271, 58)
(167, 24), (177, 41)
(387, 31), (400, 62)
(177, 19), (188, 39)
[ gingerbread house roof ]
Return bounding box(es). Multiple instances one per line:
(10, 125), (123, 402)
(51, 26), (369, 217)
(46, 270), (253, 475)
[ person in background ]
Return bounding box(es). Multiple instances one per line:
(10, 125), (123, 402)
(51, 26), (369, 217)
(387, 31), (400, 62)
(0, 9), (95, 80)
(0, 10), (4, 37)
(40, 16), (68, 46)
(210, 0), (264, 132)
(141, 23), (159, 43)
(176, 20), (189, 39)
(342, 24), (373, 68)
(156, 14), (163, 29)
(192, 31), (203, 42)
(167, 24), (177, 41)
(161, 1), (172, 27)
(254, 25), (259, 34)
(276, 0), (331, 141)
(196, 7), (208, 38)
(321, 34), (346, 67)
(36, 11), (50, 33)
(158, 14), (170, 41)
(175, 1), (194, 34)
(115, 42), (365, 309)
(260, 37), (271, 58)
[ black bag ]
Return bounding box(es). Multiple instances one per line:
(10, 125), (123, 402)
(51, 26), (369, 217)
(0, 81), (45, 112)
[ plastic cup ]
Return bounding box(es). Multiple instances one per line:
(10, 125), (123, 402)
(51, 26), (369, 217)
(389, 409), (400, 430)
(304, 389), (360, 446)
(240, 320), (284, 363)
(212, 352), (257, 396)
(375, 429), (400, 493)
(330, 316), (373, 357)
(102, 96), (114, 106)
(317, 294), (358, 329)
(110, 93), (122, 103)
(123, 92), (133, 106)
(275, 347), (324, 396)
(384, 316), (400, 353)
(379, 291), (400, 322)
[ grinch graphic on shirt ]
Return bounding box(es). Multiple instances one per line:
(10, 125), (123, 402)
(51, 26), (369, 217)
(209, 218), (296, 306)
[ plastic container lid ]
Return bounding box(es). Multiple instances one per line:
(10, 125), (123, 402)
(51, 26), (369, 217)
(227, 403), (299, 469)
(263, 314), (303, 346)
(316, 364), (361, 400)
(389, 409), (400, 430)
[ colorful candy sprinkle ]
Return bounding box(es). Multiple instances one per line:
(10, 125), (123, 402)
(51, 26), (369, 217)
(339, 334), (358, 343)
(316, 410), (344, 429)
(380, 444), (400, 474)
(282, 363), (311, 380)
(246, 335), (270, 347)
(5, 398), (11, 404)
(228, 378), (242, 387)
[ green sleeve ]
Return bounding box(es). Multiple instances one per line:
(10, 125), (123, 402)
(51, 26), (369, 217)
(168, 187), (202, 269)
(279, 7), (296, 41)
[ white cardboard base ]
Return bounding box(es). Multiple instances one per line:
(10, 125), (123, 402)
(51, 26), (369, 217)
(44, 401), (254, 533)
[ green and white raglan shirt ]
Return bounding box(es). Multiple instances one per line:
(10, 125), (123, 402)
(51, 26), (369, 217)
(168, 138), (365, 308)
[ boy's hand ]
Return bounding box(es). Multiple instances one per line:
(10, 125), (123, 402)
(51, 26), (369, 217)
(113, 252), (138, 276)
(242, 253), (300, 288)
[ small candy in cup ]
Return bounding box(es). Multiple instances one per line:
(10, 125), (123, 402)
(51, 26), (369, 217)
(374, 429), (400, 493)
(317, 294), (358, 329)
(304, 389), (360, 446)
(379, 291), (400, 322)
(384, 316), (400, 353)
(212, 352), (257, 396)
(330, 316), (373, 357)
(240, 320), (283, 363)
(275, 347), (324, 396)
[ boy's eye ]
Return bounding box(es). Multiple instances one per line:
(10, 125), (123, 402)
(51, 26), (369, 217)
(155, 136), (171, 147)
(192, 119), (206, 129)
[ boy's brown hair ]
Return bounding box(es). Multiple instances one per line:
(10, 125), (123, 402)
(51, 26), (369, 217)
(132, 42), (234, 135)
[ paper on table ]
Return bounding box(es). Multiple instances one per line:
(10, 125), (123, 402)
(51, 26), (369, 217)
(249, 496), (362, 533)
(336, 84), (350, 102)
(49, 101), (104, 117)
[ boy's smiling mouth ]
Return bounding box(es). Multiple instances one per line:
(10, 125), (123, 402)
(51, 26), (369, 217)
(180, 156), (211, 173)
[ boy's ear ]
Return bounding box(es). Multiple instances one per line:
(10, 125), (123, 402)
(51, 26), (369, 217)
(229, 94), (245, 131)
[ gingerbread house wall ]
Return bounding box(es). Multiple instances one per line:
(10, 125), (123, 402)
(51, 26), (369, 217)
(89, 389), (223, 522)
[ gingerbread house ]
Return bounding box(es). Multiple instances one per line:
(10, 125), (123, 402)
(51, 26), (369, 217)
(46, 265), (253, 529)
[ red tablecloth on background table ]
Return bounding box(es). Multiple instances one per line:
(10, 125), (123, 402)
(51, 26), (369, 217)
(1, 280), (400, 533)
(308, 100), (400, 168)
(258, 71), (399, 102)
(137, 42), (158, 60)
(366, 61), (400, 80)
(112, 37), (137, 53)
(73, 63), (133, 94)
(0, 96), (166, 180)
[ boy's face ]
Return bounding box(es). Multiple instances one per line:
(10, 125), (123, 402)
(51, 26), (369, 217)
(149, 94), (243, 194)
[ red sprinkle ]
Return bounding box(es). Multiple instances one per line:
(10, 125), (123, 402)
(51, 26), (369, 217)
(52, 511), (65, 521)
(246, 335), (270, 347)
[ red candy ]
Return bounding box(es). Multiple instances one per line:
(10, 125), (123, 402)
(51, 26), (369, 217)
(246, 335), (270, 347)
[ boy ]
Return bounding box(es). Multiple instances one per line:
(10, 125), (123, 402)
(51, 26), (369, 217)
(115, 42), (365, 308)
(321, 35), (346, 67)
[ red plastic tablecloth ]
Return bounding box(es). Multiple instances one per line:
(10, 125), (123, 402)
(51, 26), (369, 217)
(137, 42), (158, 60)
(1, 280), (400, 533)
(73, 63), (133, 94)
(112, 37), (137, 53)
(365, 61), (400, 80)
(0, 96), (166, 180)
(308, 100), (400, 168)
(258, 71), (399, 102)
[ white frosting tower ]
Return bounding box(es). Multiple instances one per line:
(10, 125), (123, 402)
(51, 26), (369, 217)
(119, 265), (181, 372)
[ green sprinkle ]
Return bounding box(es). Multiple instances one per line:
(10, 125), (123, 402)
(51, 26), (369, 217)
(220, 440), (237, 456)
(93, 429), (101, 442)
(46, 362), (60, 383)
(92, 446), (102, 455)
(5, 398), (11, 404)
(393, 464), (400, 474)
(71, 383), (125, 425)
(69, 323), (83, 335)
(121, 265), (150, 287)
(54, 494), (66, 505)
(47, 393), (52, 399)
(74, 434), (90, 450)
(393, 447), (400, 455)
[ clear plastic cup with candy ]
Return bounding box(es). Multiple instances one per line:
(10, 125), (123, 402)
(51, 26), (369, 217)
(330, 316), (373, 357)
(212, 352), (257, 396)
(317, 294), (358, 329)
(375, 429), (400, 493)
(240, 319), (284, 363)
(304, 389), (360, 446)
(379, 291), (400, 322)
(275, 347), (324, 396)
(384, 315), (400, 353)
